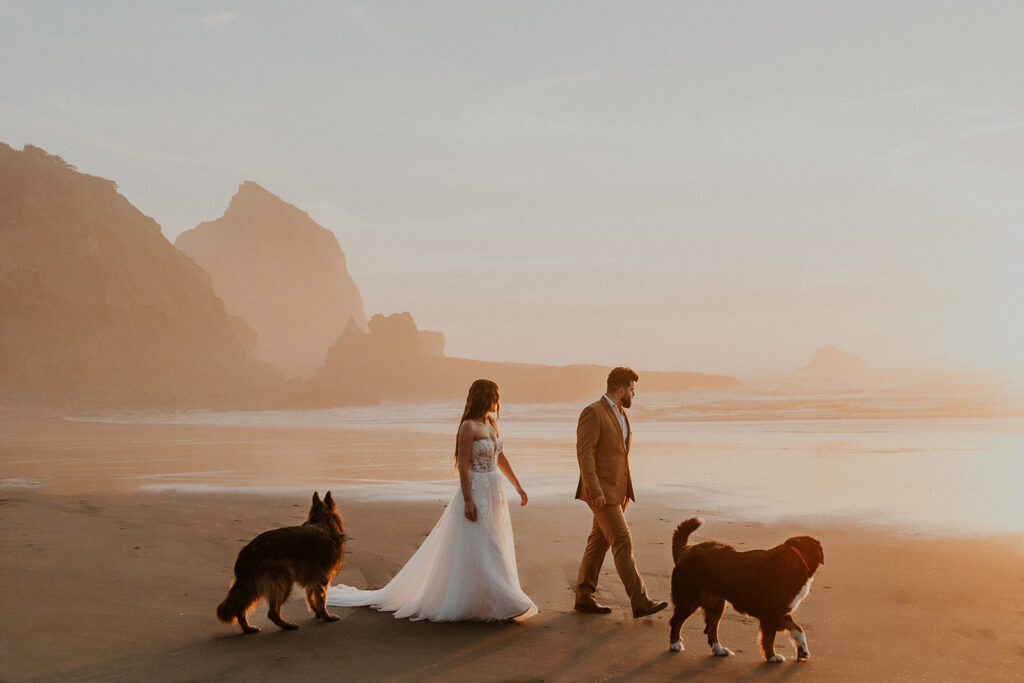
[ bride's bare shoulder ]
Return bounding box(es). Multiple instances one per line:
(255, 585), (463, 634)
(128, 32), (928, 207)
(458, 419), (485, 439)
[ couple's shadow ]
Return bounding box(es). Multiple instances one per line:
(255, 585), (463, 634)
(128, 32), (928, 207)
(47, 607), (807, 681)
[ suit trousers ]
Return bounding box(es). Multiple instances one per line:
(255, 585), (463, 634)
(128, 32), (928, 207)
(575, 502), (649, 609)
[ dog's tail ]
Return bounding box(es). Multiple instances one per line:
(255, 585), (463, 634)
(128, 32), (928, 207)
(217, 577), (258, 625)
(672, 517), (703, 563)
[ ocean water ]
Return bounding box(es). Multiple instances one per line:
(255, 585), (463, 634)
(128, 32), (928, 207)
(58, 390), (1024, 536)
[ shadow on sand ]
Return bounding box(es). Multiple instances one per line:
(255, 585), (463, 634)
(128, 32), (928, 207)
(39, 607), (817, 682)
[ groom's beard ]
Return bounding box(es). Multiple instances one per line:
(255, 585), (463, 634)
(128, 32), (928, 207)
(621, 395), (632, 409)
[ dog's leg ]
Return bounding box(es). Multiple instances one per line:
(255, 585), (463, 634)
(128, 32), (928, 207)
(236, 611), (260, 634)
(759, 616), (784, 662)
(780, 614), (810, 660)
(268, 607), (298, 630)
(668, 601), (698, 652)
(219, 578), (260, 634)
(702, 597), (733, 656)
(307, 584), (340, 622)
(265, 575), (298, 630)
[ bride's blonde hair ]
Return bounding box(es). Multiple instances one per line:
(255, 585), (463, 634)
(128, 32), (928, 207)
(454, 379), (500, 466)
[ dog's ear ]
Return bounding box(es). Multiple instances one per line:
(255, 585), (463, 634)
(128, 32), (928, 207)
(312, 491), (322, 507)
(324, 491), (335, 508)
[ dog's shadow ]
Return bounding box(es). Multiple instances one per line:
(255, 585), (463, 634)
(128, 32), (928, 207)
(622, 647), (811, 682)
(735, 660), (807, 682)
(622, 649), (730, 680)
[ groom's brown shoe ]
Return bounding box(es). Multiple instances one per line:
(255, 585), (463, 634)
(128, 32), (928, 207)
(574, 599), (612, 614)
(632, 600), (668, 618)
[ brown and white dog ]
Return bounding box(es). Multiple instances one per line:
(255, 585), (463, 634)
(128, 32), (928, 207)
(668, 518), (824, 662)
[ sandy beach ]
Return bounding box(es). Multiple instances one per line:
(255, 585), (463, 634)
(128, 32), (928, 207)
(2, 413), (1023, 681)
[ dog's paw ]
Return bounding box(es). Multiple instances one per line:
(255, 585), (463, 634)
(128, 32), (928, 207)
(766, 654), (786, 663)
(711, 643), (734, 657)
(669, 640), (684, 652)
(241, 626), (260, 634)
(322, 614), (340, 622)
(792, 630), (810, 659)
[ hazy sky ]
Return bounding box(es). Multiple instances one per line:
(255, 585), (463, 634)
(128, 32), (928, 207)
(3, 1), (1022, 377)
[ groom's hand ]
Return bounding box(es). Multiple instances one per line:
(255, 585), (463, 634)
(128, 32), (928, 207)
(590, 495), (606, 509)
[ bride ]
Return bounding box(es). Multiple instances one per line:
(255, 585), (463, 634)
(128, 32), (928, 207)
(326, 379), (538, 622)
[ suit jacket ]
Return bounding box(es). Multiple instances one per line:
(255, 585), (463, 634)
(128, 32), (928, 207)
(575, 396), (635, 505)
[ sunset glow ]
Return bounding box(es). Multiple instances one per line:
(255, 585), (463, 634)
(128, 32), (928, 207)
(2, 2), (1021, 379)
(2, 4), (1023, 680)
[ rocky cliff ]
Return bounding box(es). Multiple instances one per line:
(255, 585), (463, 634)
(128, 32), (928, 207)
(797, 346), (867, 376)
(175, 182), (366, 378)
(0, 143), (271, 407)
(300, 312), (738, 405)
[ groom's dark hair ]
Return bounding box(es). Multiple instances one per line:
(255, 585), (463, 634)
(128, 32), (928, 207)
(607, 367), (639, 393)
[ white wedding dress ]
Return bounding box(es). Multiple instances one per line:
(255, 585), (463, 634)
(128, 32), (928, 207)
(326, 437), (538, 622)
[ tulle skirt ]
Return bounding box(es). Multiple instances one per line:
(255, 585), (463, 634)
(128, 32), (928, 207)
(326, 469), (538, 622)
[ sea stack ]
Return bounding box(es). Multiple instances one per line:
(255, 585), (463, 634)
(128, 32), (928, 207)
(176, 182), (367, 378)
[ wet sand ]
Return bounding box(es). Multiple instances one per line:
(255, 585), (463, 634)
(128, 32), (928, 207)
(1, 413), (1023, 681)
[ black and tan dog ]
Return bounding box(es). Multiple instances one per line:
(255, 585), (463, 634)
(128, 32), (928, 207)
(217, 491), (346, 633)
(668, 518), (824, 662)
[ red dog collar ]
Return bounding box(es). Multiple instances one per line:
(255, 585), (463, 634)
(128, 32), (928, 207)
(789, 545), (811, 573)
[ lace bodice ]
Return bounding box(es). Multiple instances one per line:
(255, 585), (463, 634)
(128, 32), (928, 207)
(470, 438), (502, 472)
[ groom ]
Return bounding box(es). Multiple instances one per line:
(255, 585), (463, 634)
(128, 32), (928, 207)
(573, 367), (667, 618)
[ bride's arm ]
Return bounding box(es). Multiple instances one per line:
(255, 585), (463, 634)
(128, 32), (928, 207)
(497, 452), (528, 507)
(457, 421), (478, 522)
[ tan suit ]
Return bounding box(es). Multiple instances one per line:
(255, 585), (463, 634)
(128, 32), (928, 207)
(574, 396), (651, 609)
(575, 397), (635, 504)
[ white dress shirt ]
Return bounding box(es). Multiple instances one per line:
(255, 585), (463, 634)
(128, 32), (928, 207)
(603, 394), (628, 445)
